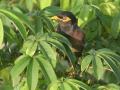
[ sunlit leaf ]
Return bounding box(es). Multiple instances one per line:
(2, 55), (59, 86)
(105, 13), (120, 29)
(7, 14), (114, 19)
(99, 2), (118, 16)
(25, 0), (33, 11)
(47, 80), (60, 90)
(26, 41), (37, 57)
(63, 82), (73, 90)
(0, 19), (3, 47)
(39, 0), (52, 9)
(60, 0), (70, 10)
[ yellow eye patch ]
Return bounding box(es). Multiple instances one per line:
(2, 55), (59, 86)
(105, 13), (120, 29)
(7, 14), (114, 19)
(51, 16), (71, 22)
(51, 16), (60, 20)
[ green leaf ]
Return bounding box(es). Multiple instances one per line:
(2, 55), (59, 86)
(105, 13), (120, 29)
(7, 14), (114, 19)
(67, 81), (79, 90)
(25, 0), (33, 11)
(39, 41), (57, 68)
(50, 32), (72, 46)
(63, 82), (73, 90)
(64, 44), (76, 65)
(12, 11), (35, 34)
(66, 79), (91, 90)
(47, 80), (60, 90)
(93, 56), (104, 79)
(81, 55), (92, 72)
(60, 0), (70, 10)
(21, 36), (37, 56)
(79, 5), (92, 21)
(26, 41), (37, 57)
(99, 54), (120, 81)
(98, 84), (120, 90)
(39, 0), (52, 9)
(42, 16), (55, 32)
(0, 9), (27, 39)
(36, 55), (57, 84)
(99, 2), (118, 16)
(27, 59), (39, 90)
(43, 6), (61, 16)
(71, 0), (84, 14)
(11, 55), (31, 80)
(4, 27), (19, 45)
(111, 13), (120, 38)
(0, 19), (4, 47)
(47, 38), (66, 54)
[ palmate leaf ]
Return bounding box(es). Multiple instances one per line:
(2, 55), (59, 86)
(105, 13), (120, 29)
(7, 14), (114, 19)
(98, 54), (120, 81)
(49, 32), (76, 64)
(0, 19), (3, 47)
(11, 55), (31, 80)
(36, 54), (57, 84)
(39, 41), (57, 68)
(82, 48), (119, 80)
(48, 78), (91, 90)
(0, 9), (27, 39)
(27, 58), (39, 90)
(66, 79), (91, 90)
(96, 48), (120, 64)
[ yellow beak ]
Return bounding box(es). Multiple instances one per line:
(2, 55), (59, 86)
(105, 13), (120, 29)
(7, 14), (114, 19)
(51, 16), (71, 22)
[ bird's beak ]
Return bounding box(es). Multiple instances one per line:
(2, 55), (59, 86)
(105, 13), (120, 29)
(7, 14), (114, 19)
(51, 16), (71, 22)
(62, 17), (71, 22)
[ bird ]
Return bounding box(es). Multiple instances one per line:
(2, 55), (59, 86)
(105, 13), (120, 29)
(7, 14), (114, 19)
(51, 11), (85, 58)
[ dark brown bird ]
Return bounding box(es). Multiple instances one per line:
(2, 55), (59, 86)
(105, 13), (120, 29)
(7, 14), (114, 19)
(51, 11), (85, 57)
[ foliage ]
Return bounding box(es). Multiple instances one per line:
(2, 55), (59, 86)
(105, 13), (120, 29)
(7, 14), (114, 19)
(0, 0), (120, 90)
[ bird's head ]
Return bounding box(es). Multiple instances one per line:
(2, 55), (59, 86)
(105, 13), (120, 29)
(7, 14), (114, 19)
(51, 11), (77, 27)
